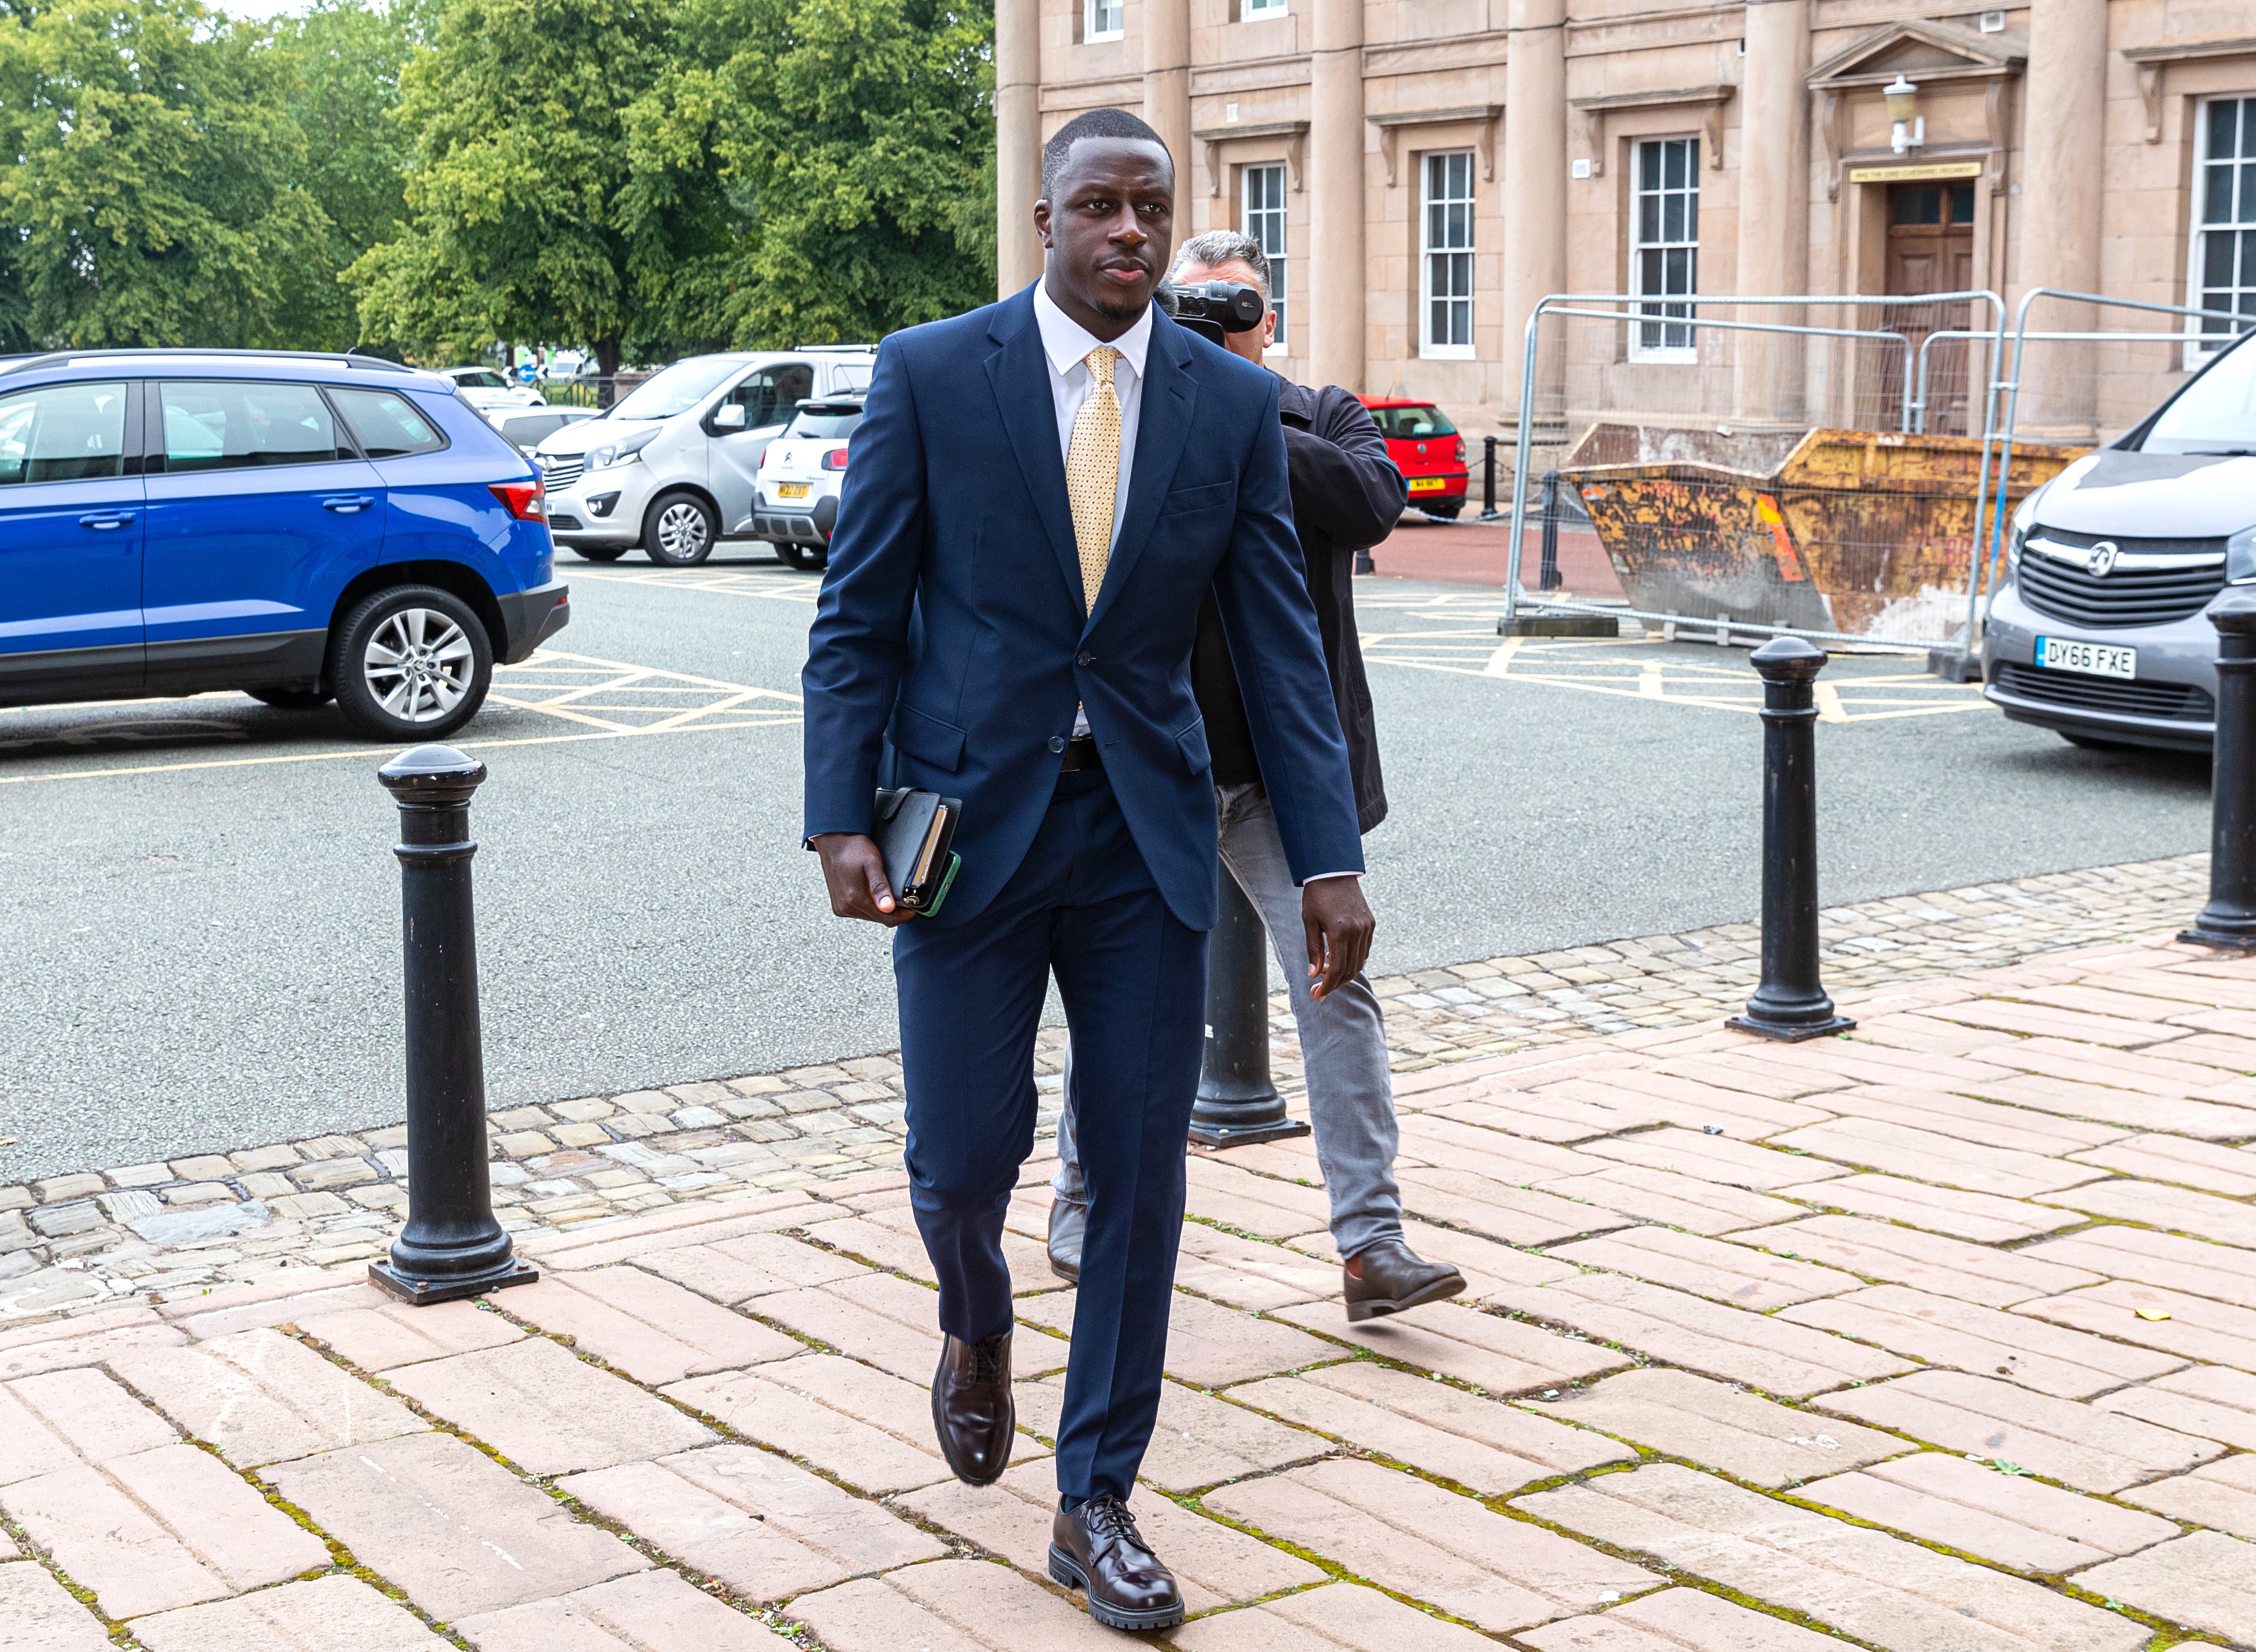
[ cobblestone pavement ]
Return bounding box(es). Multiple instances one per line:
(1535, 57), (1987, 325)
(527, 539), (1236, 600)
(0, 852), (2209, 1324)
(5, 856), (2256, 1648)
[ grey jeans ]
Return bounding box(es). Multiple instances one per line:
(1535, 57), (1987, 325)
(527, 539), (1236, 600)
(1051, 780), (1404, 1259)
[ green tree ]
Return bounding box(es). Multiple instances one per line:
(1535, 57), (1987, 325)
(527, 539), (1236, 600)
(0, 0), (343, 349)
(646, 0), (994, 346)
(346, 0), (738, 372)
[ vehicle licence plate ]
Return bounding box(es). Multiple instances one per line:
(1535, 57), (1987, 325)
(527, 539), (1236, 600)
(2036, 635), (2136, 680)
(776, 483), (810, 499)
(1407, 477), (1449, 493)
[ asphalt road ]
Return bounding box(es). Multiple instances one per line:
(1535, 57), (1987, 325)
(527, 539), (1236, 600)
(0, 549), (2214, 1181)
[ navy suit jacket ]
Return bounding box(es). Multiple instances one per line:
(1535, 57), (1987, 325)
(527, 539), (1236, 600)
(801, 283), (1363, 931)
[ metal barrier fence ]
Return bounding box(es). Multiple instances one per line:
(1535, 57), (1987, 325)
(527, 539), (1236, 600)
(1971, 289), (2256, 617)
(1500, 291), (2016, 653)
(1501, 288), (2256, 659)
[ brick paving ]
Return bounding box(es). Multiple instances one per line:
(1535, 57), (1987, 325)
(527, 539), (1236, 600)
(4, 855), (2256, 1646)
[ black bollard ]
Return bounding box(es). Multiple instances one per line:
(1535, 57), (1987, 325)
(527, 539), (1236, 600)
(1481, 435), (1498, 519)
(1538, 468), (1563, 592)
(1727, 638), (1857, 1042)
(1187, 863), (1310, 1149)
(2183, 591), (2256, 949)
(368, 745), (538, 1304)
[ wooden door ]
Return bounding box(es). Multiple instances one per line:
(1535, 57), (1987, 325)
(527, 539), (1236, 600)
(1882, 182), (1977, 434)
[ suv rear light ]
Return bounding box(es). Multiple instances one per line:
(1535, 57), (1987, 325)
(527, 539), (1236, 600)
(490, 480), (546, 520)
(822, 447), (849, 471)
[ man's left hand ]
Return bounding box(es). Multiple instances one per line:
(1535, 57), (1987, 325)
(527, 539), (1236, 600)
(1302, 877), (1375, 1001)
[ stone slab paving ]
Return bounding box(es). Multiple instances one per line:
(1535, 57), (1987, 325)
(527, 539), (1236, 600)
(13, 901), (2256, 1645)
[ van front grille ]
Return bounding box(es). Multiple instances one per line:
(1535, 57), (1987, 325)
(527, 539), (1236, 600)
(539, 457), (585, 491)
(1992, 661), (2214, 722)
(2015, 552), (2226, 628)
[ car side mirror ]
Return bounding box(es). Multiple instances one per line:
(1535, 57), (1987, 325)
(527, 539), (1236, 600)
(713, 404), (747, 430)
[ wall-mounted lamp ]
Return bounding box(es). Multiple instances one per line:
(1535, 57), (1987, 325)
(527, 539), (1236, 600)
(1884, 74), (1924, 155)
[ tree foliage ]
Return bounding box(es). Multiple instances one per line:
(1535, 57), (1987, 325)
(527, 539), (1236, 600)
(643, 0), (994, 347)
(345, 0), (744, 371)
(0, 0), (997, 360)
(0, 0), (342, 349)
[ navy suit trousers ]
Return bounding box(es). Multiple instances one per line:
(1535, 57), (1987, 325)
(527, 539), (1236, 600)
(892, 769), (1207, 1503)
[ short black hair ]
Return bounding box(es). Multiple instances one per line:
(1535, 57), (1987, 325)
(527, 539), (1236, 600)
(1041, 108), (1171, 201)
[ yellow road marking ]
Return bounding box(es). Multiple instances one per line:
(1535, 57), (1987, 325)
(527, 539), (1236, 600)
(0, 648), (800, 786)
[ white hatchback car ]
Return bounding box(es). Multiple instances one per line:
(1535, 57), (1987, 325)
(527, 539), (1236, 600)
(440, 367), (546, 414)
(751, 397), (864, 570)
(535, 348), (875, 566)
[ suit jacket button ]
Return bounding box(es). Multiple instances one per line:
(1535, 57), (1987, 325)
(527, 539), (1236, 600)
(1048, 736), (1066, 753)
(1076, 651), (1095, 667)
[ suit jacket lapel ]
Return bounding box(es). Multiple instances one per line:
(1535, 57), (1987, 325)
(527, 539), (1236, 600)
(983, 290), (1085, 612)
(1088, 314), (1196, 635)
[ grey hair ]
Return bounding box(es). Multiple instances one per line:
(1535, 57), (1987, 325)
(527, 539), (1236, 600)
(1171, 231), (1271, 301)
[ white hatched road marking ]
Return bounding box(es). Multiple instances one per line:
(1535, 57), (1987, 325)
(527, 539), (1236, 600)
(565, 565), (823, 604)
(0, 650), (800, 785)
(1357, 615), (1990, 723)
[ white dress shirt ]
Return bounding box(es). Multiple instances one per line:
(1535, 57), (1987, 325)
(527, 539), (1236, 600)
(1029, 282), (1355, 886)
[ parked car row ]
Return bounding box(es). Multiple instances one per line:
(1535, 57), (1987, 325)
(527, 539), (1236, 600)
(535, 347), (874, 568)
(0, 349), (567, 740)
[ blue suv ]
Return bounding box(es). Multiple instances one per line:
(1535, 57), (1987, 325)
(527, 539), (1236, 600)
(0, 350), (569, 740)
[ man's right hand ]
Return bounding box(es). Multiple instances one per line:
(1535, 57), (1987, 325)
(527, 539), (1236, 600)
(811, 832), (915, 927)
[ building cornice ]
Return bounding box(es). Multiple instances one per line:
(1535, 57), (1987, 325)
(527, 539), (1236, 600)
(1569, 84), (1734, 175)
(1366, 104), (1505, 183)
(2123, 32), (2256, 142)
(1191, 120), (1309, 194)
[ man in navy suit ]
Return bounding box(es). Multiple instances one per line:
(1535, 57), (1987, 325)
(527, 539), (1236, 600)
(802, 106), (1369, 1633)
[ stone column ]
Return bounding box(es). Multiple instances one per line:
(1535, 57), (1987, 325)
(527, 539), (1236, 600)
(1503, 0), (1566, 425)
(2016, 0), (2107, 434)
(1145, 0), (1193, 204)
(1308, 0), (1366, 390)
(995, 0), (1045, 296)
(1733, 0), (1810, 424)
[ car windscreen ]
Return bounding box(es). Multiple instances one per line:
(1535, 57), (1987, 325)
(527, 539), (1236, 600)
(454, 370), (508, 389)
(1367, 405), (1456, 438)
(784, 409), (864, 438)
(608, 358), (742, 422)
(2145, 332), (2256, 453)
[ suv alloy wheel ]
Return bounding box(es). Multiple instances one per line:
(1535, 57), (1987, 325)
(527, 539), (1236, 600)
(330, 584), (495, 739)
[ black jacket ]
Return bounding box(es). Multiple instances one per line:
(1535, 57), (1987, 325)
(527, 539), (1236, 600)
(1193, 379), (1402, 834)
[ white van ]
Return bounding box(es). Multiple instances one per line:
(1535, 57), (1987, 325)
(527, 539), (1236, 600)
(535, 347), (875, 566)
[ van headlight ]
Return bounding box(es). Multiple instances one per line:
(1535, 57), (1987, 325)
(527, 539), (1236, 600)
(2005, 491), (2038, 572)
(2229, 525), (2256, 585)
(590, 431), (657, 471)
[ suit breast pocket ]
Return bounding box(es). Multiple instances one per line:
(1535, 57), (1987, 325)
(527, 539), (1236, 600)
(1155, 480), (1234, 521)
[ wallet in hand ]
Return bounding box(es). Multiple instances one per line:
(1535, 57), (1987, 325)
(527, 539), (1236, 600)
(872, 787), (962, 916)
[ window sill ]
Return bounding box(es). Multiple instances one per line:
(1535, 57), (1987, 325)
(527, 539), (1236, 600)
(1626, 349), (1699, 365)
(1083, 28), (1123, 41)
(1420, 346), (1476, 361)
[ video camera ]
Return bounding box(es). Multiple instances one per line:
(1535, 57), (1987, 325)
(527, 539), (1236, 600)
(1155, 280), (1266, 346)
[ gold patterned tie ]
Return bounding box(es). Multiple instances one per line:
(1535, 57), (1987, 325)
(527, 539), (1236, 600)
(1065, 346), (1122, 614)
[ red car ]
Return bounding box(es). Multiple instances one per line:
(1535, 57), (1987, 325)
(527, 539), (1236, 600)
(1358, 396), (1469, 519)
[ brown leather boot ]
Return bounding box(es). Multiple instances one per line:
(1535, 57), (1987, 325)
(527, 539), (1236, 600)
(1048, 1493), (1185, 1630)
(929, 1331), (1013, 1485)
(1343, 1240), (1466, 1322)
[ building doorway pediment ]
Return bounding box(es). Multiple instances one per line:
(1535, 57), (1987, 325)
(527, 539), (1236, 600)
(1808, 20), (2026, 90)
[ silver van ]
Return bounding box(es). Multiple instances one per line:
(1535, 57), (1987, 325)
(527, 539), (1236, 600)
(535, 347), (874, 566)
(1983, 330), (2256, 751)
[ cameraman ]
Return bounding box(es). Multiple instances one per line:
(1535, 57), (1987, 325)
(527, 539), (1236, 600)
(1047, 230), (1467, 1322)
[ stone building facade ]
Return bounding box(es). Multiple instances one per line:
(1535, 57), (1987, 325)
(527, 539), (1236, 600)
(993, 0), (2256, 435)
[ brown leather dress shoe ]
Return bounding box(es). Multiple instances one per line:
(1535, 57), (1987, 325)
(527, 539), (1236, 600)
(930, 1331), (1013, 1485)
(1047, 1196), (1085, 1284)
(1048, 1493), (1185, 1631)
(1343, 1239), (1466, 1322)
